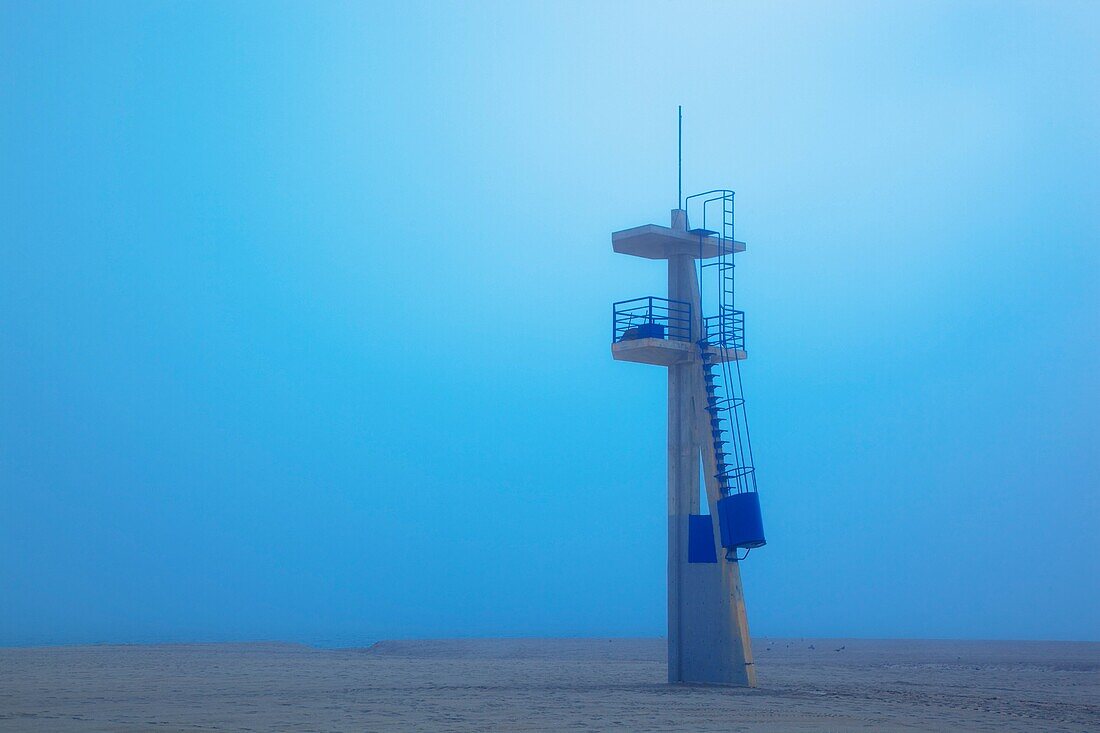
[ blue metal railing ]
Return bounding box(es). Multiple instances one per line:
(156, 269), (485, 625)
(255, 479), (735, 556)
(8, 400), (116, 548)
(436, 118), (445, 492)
(703, 309), (745, 351)
(612, 296), (692, 343)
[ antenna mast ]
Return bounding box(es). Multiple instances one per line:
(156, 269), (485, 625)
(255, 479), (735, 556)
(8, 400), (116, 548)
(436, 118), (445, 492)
(678, 105), (683, 209)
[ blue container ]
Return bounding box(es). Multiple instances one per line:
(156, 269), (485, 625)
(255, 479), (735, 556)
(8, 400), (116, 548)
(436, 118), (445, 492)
(717, 491), (766, 550)
(687, 514), (718, 563)
(636, 322), (665, 339)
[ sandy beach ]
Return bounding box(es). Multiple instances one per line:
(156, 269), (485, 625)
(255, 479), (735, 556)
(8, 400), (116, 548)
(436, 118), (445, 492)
(1, 637), (1097, 732)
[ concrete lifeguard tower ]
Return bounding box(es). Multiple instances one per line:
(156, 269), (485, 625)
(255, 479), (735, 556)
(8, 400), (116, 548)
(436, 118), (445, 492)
(611, 190), (765, 686)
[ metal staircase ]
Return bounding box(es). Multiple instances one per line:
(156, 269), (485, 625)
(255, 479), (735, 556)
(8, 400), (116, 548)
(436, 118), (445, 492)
(687, 190), (765, 560)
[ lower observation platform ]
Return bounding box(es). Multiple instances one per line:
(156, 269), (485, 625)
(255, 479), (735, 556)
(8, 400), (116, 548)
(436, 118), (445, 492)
(612, 338), (747, 366)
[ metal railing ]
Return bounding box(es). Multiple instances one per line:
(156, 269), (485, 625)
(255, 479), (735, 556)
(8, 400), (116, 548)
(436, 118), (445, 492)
(703, 309), (745, 351)
(612, 296), (692, 343)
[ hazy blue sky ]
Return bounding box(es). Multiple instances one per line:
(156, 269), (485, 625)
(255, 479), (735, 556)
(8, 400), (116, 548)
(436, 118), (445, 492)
(3, 1), (1098, 646)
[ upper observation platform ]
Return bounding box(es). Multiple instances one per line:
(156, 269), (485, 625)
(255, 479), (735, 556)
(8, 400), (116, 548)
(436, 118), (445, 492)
(612, 224), (745, 260)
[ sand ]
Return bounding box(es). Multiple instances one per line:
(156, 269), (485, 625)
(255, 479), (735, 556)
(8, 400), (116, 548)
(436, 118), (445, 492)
(1, 637), (1098, 732)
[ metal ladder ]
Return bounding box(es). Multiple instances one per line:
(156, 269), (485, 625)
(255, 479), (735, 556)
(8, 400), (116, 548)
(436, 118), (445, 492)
(690, 190), (756, 498)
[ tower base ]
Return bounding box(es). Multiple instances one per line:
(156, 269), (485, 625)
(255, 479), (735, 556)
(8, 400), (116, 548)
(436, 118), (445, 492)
(669, 515), (756, 686)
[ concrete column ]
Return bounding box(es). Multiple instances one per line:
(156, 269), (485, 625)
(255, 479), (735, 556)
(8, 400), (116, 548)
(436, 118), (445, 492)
(667, 252), (697, 683)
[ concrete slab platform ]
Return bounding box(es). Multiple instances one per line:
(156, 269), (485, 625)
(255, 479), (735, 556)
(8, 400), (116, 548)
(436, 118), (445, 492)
(612, 224), (746, 260)
(612, 338), (746, 366)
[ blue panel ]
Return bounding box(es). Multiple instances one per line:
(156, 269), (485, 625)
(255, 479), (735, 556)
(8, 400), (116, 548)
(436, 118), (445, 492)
(687, 514), (718, 563)
(717, 492), (766, 550)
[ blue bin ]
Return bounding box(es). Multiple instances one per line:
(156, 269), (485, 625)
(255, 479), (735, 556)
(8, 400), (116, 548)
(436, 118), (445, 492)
(717, 491), (766, 551)
(636, 322), (665, 339)
(687, 514), (718, 563)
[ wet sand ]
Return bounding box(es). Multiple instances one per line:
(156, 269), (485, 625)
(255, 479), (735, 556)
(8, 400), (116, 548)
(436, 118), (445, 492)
(2, 637), (1098, 731)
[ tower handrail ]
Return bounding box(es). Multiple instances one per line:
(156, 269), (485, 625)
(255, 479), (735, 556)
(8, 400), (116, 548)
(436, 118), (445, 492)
(703, 310), (745, 350)
(612, 296), (692, 343)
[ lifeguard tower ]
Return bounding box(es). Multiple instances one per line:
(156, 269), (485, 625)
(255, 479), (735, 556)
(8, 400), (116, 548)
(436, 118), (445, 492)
(611, 190), (765, 686)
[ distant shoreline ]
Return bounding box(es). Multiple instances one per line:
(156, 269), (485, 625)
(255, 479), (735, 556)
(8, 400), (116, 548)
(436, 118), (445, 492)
(3, 635), (1099, 651)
